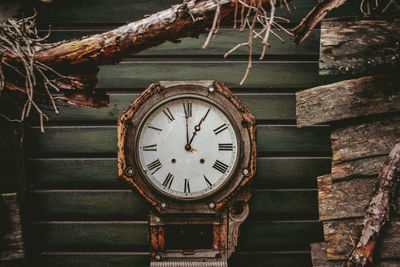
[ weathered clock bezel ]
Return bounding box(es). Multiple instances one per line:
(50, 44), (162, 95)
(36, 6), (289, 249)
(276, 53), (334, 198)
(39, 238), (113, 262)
(134, 94), (241, 200)
(118, 81), (256, 214)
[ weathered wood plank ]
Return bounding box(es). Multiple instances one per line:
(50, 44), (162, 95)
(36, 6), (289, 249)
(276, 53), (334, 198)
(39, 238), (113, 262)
(331, 115), (400, 164)
(44, 29), (320, 57)
(310, 242), (400, 267)
(0, 193), (24, 262)
(318, 175), (375, 221)
(320, 18), (400, 75)
(31, 220), (323, 252)
(49, 93), (296, 122)
(37, 251), (311, 267)
(28, 125), (331, 156)
(98, 61), (338, 89)
(323, 218), (400, 260)
(28, 157), (330, 190)
(28, 189), (318, 220)
(34, 0), (361, 25)
(331, 155), (386, 182)
(317, 175), (400, 221)
(296, 75), (400, 127)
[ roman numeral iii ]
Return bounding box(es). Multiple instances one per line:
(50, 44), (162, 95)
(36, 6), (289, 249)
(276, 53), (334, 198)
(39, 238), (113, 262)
(162, 107), (175, 122)
(147, 159), (162, 174)
(162, 173), (174, 188)
(218, 143), (233, 151)
(212, 160), (229, 174)
(213, 123), (228, 135)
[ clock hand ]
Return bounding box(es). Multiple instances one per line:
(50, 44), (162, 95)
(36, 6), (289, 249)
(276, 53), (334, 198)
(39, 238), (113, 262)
(187, 108), (210, 147)
(184, 103), (191, 151)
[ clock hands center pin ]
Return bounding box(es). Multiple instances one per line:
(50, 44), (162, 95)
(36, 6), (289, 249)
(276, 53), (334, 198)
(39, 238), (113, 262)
(187, 108), (210, 152)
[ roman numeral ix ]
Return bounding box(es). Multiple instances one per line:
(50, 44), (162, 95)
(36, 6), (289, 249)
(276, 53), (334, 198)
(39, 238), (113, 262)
(213, 123), (228, 135)
(147, 159), (162, 174)
(218, 143), (233, 151)
(212, 160), (229, 174)
(162, 173), (174, 188)
(162, 107), (175, 122)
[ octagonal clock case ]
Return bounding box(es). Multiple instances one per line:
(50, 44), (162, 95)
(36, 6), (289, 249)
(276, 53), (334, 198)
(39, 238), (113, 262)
(117, 80), (256, 264)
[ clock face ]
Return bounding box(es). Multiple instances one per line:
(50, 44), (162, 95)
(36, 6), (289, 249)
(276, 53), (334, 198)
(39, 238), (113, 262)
(136, 96), (239, 199)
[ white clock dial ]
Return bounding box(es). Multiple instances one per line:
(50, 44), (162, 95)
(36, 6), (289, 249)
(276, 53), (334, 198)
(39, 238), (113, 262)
(136, 96), (239, 199)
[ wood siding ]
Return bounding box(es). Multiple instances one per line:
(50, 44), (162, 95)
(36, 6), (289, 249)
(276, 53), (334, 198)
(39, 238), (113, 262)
(24, 1), (358, 266)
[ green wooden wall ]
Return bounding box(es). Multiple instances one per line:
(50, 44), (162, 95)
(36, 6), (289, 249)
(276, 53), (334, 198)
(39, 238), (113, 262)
(24, 1), (358, 266)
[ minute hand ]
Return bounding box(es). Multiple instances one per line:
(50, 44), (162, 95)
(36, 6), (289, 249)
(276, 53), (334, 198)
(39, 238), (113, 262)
(188, 108), (210, 146)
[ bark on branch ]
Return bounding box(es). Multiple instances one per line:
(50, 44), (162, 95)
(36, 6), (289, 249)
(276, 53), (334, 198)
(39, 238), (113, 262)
(347, 142), (400, 266)
(293, 0), (347, 44)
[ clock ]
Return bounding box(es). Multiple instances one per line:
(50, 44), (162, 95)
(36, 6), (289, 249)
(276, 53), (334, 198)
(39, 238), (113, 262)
(136, 95), (239, 200)
(118, 81), (256, 266)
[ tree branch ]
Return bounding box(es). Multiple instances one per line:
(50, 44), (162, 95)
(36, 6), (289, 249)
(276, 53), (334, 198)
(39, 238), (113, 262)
(347, 142), (400, 266)
(292, 0), (347, 44)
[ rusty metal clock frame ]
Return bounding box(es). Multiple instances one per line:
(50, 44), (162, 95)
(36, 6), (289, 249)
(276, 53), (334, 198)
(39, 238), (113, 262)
(118, 81), (257, 266)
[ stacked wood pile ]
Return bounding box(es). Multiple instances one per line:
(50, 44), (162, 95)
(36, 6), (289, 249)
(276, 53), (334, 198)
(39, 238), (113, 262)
(0, 119), (25, 266)
(296, 17), (400, 266)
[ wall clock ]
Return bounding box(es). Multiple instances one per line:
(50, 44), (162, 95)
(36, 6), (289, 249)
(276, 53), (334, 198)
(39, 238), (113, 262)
(118, 81), (256, 266)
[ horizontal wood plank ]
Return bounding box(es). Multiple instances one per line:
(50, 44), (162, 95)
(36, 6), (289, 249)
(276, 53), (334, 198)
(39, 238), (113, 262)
(27, 157), (330, 190)
(49, 93), (296, 122)
(30, 220), (323, 252)
(37, 251), (311, 267)
(331, 155), (387, 181)
(97, 61), (338, 89)
(318, 175), (400, 221)
(28, 189), (318, 220)
(34, 0), (361, 25)
(320, 18), (400, 75)
(323, 218), (400, 260)
(44, 29), (320, 58)
(331, 115), (400, 163)
(28, 125), (331, 156)
(296, 75), (400, 127)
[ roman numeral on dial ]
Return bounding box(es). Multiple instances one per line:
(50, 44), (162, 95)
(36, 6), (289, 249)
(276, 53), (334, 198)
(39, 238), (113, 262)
(203, 175), (212, 187)
(148, 125), (162, 132)
(147, 159), (162, 174)
(218, 143), (233, 151)
(162, 173), (174, 188)
(162, 107), (175, 122)
(184, 179), (190, 193)
(183, 102), (192, 118)
(142, 144), (157, 151)
(212, 160), (229, 174)
(213, 123), (228, 135)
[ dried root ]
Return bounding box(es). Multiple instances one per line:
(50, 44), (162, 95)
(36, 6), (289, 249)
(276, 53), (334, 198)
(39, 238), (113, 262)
(203, 0), (293, 85)
(0, 13), (64, 132)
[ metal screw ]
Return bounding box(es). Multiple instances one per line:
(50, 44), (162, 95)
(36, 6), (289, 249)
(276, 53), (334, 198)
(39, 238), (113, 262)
(155, 254), (161, 261)
(125, 167), (135, 177)
(161, 202), (167, 208)
(243, 168), (249, 176)
(208, 87), (214, 93)
(209, 202), (215, 209)
(154, 216), (161, 223)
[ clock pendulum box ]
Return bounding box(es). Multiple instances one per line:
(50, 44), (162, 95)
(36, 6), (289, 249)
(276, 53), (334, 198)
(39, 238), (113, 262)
(117, 81), (257, 266)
